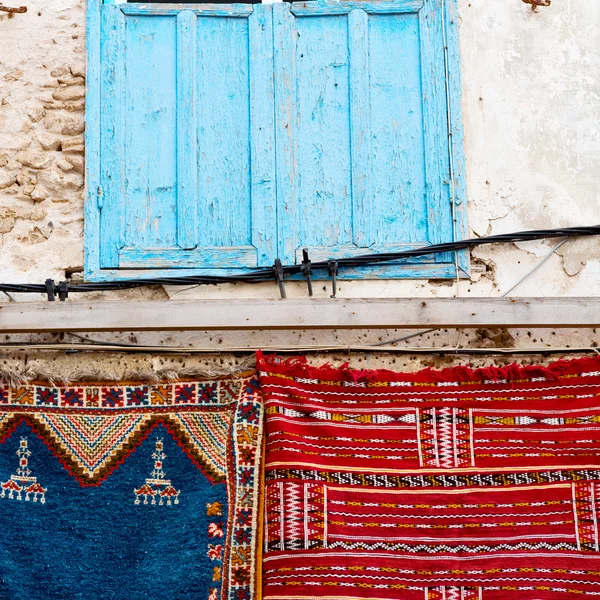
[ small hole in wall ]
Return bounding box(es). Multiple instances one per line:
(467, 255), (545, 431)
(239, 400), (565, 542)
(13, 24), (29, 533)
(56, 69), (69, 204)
(38, 12), (42, 16)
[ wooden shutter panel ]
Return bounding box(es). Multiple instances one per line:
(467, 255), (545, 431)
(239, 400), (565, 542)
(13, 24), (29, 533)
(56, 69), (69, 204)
(98, 3), (276, 271)
(272, 0), (458, 276)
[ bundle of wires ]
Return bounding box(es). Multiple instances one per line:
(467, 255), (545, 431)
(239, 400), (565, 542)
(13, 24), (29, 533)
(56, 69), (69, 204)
(0, 225), (598, 295)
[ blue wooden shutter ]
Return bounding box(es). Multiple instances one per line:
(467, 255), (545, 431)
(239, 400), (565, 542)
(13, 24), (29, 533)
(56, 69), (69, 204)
(98, 3), (276, 272)
(272, 0), (461, 275)
(87, 0), (465, 280)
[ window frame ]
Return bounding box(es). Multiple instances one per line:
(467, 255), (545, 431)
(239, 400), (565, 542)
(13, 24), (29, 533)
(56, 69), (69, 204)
(84, 0), (468, 282)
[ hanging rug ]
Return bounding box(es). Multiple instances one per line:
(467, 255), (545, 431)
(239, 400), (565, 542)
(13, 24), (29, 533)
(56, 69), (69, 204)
(0, 374), (263, 600)
(258, 352), (600, 600)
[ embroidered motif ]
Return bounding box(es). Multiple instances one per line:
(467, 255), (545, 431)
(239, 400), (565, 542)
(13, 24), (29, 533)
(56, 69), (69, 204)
(1, 438), (46, 503)
(134, 439), (180, 506)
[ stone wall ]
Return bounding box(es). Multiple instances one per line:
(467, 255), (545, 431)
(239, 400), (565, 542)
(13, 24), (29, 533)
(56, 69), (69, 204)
(0, 0), (599, 380)
(0, 0), (87, 284)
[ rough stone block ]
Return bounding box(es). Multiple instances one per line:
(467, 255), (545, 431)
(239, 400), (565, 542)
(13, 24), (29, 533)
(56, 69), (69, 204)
(57, 76), (85, 86)
(65, 155), (84, 174)
(17, 152), (53, 170)
(28, 107), (46, 123)
(61, 136), (84, 154)
(37, 132), (62, 152)
(61, 119), (85, 136)
(31, 186), (50, 203)
(52, 86), (85, 101)
(0, 172), (18, 190)
(50, 66), (70, 78)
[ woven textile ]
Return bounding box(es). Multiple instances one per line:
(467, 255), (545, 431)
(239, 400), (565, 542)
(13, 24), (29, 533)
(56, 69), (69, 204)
(258, 352), (600, 600)
(0, 375), (263, 600)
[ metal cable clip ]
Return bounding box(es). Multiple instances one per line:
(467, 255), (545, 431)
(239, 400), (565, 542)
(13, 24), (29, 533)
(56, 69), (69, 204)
(273, 259), (286, 299)
(300, 249), (313, 297)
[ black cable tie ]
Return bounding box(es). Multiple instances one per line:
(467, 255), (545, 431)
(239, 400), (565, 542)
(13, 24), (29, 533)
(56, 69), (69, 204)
(328, 260), (339, 298)
(273, 258), (286, 299)
(58, 280), (69, 302)
(45, 279), (56, 302)
(301, 248), (313, 297)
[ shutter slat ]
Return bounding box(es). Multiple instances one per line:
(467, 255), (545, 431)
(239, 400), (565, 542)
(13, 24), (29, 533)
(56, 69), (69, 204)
(176, 10), (199, 250)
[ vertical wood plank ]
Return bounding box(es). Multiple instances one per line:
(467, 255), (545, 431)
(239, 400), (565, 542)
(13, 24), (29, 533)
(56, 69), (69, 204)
(84, 0), (102, 278)
(99, 4), (125, 268)
(124, 15), (178, 249)
(273, 2), (297, 263)
(196, 16), (251, 251)
(249, 4), (277, 266)
(348, 9), (371, 248)
(369, 12), (427, 245)
(419, 0), (452, 260)
(294, 14), (352, 250)
(177, 10), (199, 250)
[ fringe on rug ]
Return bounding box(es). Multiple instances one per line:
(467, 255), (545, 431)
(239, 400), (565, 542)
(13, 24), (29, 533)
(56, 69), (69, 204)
(256, 351), (600, 384)
(0, 355), (256, 386)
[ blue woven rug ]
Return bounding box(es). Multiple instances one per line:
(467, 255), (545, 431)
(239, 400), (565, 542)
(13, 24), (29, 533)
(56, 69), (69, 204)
(0, 375), (263, 600)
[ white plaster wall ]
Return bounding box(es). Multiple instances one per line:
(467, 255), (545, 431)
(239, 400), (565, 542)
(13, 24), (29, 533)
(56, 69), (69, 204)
(0, 0), (598, 302)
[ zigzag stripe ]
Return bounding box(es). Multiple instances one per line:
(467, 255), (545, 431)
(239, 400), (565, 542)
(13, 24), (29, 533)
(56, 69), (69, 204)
(0, 411), (232, 485)
(170, 413), (230, 476)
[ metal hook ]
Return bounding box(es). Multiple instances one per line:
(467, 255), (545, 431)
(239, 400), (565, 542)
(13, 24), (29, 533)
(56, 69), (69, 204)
(300, 249), (313, 297)
(273, 259), (286, 299)
(0, 4), (27, 13)
(328, 260), (338, 298)
(521, 0), (551, 13)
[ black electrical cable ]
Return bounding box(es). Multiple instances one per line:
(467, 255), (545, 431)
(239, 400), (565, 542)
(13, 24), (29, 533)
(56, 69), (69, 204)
(0, 225), (598, 295)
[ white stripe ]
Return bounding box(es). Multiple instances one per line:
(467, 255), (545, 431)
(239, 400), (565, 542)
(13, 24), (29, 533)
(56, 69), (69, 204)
(469, 408), (476, 467)
(264, 485), (269, 553)
(475, 445), (600, 451)
(330, 534), (573, 542)
(268, 417), (414, 429)
(273, 401), (419, 414)
(266, 573), (600, 585)
(303, 482), (309, 550)
(263, 551), (600, 562)
(572, 482), (581, 551)
(327, 510), (572, 519)
(416, 408), (423, 467)
(323, 485), (328, 549)
(452, 407), (458, 468)
(475, 406), (600, 415)
(262, 382), (600, 398)
(477, 427), (600, 432)
(267, 439), (418, 452)
(432, 408), (440, 468)
(278, 481), (285, 550)
(592, 483), (599, 551)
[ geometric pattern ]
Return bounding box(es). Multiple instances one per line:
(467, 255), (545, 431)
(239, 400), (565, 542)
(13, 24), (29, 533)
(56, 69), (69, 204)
(0, 375), (264, 600)
(0, 411), (231, 485)
(259, 352), (600, 599)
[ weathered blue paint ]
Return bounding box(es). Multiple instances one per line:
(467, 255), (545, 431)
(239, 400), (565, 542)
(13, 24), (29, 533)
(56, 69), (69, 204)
(176, 10), (199, 250)
(85, 0), (468, 281)
(249, 4), (278, 266)
(83, 0), (102, 277)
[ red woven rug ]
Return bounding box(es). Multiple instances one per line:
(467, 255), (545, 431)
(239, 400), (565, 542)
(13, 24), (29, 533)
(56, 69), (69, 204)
(258, 353), (600, 600)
